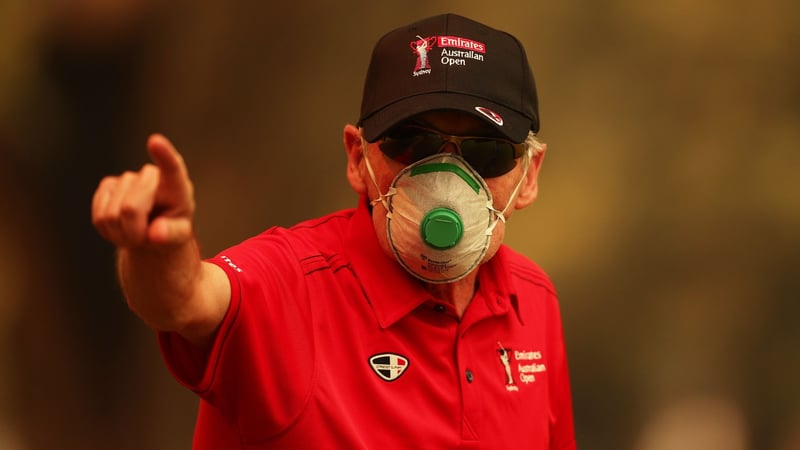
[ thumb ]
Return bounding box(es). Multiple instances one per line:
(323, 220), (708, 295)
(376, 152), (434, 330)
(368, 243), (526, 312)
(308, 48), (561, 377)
(148, 216), (194, 245)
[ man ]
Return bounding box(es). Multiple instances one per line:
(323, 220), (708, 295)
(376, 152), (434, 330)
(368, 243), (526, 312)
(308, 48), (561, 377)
(92, 13), (576, 449)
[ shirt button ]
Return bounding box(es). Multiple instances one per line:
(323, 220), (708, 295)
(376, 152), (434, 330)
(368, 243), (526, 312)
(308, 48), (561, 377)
(434, 304), (446, 313)
(465, 369), (474, 383)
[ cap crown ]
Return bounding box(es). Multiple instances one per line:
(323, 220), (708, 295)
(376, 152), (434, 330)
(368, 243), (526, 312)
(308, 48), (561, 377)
(359, 14), (539, 142)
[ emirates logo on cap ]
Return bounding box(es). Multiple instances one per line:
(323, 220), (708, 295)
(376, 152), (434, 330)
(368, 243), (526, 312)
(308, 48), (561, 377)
(410, 34), (487, 77)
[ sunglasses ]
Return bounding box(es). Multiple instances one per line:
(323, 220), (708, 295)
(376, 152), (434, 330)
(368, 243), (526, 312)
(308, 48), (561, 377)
(376, 124), (527, 178)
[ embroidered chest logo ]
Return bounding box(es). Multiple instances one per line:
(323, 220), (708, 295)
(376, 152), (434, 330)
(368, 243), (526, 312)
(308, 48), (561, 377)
(369, 353), (409, 382)
(497, 342), (547, 392)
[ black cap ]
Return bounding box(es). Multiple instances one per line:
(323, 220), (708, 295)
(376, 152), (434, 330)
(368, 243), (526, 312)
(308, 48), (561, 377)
(358, 14), (539, 143)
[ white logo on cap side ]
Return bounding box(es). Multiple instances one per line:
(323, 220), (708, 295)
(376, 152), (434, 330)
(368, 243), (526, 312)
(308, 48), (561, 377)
(475, 106), (504, 126)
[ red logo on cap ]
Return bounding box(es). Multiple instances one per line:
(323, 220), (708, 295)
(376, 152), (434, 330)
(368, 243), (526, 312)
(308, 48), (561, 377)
(475, 106), (504, 126)
(410, 36), (437, 76)
(437, 36), (486, 53)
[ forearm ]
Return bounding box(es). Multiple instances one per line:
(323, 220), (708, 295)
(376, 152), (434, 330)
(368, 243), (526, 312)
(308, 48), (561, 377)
(117, 238), (204, 332)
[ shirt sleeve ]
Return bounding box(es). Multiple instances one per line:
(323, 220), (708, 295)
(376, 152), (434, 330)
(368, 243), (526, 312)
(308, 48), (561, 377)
(158, 232), (317, 440)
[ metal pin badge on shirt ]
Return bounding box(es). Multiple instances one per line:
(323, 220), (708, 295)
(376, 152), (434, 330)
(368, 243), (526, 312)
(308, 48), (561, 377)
(369, 353), (410, 382)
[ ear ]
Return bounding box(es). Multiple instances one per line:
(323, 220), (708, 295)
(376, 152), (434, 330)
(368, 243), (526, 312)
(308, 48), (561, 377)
(514, 143), (547, 209)
(344, 124), (368, 195)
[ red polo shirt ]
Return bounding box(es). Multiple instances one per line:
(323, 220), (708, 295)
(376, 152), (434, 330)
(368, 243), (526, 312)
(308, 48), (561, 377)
(160, 197), (576, 449)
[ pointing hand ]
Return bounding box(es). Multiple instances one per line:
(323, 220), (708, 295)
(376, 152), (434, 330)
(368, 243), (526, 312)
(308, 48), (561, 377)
(92, 134), (196, 248)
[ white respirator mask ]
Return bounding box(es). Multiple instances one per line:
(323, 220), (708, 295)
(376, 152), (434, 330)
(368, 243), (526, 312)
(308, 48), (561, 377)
(364, 145), (531, 284)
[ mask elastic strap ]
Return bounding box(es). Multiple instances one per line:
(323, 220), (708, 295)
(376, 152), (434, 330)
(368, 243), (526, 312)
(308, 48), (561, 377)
(361, 138), (396, 214)
(486, 147), (533, 235)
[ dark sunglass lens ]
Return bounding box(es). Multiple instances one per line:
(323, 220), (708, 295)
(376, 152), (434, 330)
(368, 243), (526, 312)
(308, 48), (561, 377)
(409, 133), (445, 161)
(379, 130), (443, 165)
(377, 141), (402, 162)
(460, 139), (518, 178)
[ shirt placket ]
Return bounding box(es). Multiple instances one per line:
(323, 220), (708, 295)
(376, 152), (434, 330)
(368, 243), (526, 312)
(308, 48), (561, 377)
(455, 290), (506, 447)
(456, 321), (481, 447)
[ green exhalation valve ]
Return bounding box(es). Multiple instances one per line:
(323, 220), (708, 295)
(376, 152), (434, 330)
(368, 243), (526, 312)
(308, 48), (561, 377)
(421, 207), (463, 249)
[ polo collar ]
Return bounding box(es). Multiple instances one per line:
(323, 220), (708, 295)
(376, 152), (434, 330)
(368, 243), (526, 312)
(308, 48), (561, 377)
(344, 197), (430, 329)
(477, 245), (525, 326)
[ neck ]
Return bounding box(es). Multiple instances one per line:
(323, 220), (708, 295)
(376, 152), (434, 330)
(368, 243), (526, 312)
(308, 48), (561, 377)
(424, 272), (478, 318)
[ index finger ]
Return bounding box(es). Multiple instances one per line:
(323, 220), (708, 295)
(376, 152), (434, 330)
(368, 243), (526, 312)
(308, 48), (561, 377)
(146, 133), (188, 181)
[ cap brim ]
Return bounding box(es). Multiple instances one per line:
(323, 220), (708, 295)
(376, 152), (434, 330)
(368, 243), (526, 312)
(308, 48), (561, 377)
(360, 92), (533, 143)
